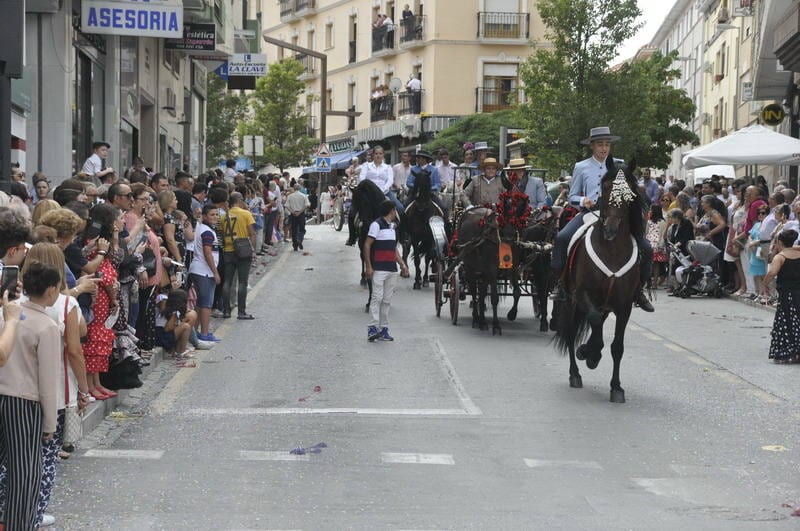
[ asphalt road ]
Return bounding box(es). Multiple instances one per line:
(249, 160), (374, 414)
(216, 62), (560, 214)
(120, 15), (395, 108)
(49, 224), (800, 530)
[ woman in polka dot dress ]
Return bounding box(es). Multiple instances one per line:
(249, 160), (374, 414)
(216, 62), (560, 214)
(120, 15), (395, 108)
(763, 229), (800, 364)
(84, 203), (123, 399)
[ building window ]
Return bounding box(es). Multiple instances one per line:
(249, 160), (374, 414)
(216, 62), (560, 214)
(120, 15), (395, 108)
(479, 62), (519, 112)
(307, 30), (315, 51)
(164, 50), (181, 76)
(325, 23), (334, 49)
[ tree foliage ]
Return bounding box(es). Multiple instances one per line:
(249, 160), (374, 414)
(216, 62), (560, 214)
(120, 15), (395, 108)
(205, 72), (247, 165)
(519, 0), (699, 174)
(425, 109), (524, 161)
(239, 59), (317, 171)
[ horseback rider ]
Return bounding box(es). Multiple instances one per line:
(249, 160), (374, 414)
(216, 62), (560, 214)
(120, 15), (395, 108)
(550, 126), (654, 312)
(406, 150), (447, 216)
(505, 158), (548, 209)
(461, 157), (505, 208)
(360, 146), (404, 214)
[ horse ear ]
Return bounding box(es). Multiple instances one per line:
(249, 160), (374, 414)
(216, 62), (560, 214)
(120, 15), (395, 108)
(605, 156), (615, 173)
(628, 158), (637, 174)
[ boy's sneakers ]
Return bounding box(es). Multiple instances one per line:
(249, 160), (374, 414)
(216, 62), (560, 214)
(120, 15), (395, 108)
(198, 333), (222, 342)
(367, 326), (381, 342)
(194, 340), (215, 350)
(379, 328), (394, 341)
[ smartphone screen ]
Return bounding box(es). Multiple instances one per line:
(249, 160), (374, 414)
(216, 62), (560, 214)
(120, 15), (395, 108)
(1, 266), (19, 300)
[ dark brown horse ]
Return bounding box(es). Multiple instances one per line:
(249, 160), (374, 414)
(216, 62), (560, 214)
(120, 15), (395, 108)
(404, 169), (437, 290)
(553, 158), (646, 403)
(457, 207), (503, 334)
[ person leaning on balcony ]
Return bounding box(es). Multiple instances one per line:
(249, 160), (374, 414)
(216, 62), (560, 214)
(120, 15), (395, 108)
(406, 74), (422, 114)
(402, 4), (413, 19)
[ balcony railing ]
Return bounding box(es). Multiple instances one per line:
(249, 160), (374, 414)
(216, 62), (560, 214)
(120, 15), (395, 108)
(477, 12), (530, 39)
(398, 90), (423, 116)
(370, 95), (394, 122)
(372, 24), (396, 54)
(349, 40), (357, 63)
(347, 106), (356, 131)
(295, 53), (317, 76)
(400, 15), (425, 44)
(306, 115), (317, 138)
(475, 87), (523, 113)
(279, 0), (316, 20)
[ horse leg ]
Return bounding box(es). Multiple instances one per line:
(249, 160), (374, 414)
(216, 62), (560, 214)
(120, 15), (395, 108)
(580, 314), (606, 370)
(360, 254), (368, 287)
(470, 277), (480, 329)
(478, 281), (489, 331)
(413, 247), (422, 289)
(609, 307), (630, 403)
(422, 255), (430, 287)
(507, 274), (520, 322)
(534, 265), (550, 332)
(491, 278), (502, 336)
(568, 307), (583, 388)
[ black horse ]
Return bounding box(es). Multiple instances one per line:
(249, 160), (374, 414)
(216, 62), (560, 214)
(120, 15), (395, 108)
(404, 169), (439, 290)
(507, 207), (558, 332)
(553, 158), (646, 403)
(351, 179), (406, 312)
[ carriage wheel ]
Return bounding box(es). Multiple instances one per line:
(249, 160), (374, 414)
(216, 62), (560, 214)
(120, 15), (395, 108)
(333, 198), (344, 231)
(434, 260), (444, 317)
(449, 268), (460, 325)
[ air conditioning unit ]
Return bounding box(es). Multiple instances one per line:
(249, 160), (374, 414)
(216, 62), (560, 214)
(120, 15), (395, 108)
(717, 7), (730, 23)
(702, 61), (713, 73)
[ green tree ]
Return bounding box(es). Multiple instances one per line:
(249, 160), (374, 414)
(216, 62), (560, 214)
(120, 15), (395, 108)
(519, 0), (698, 174)
(205, 72), (247, 165)
(425, 109), (524, 161)
(240, 59), (317, 171)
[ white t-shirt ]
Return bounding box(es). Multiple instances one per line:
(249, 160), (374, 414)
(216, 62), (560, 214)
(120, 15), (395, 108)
(361, 161), (393, 194)
(155, 293), (169, 328)
(223, 167), (237, 183)
(189, 221), (220, 277)
(407, 78), (421, 91)
(392, 163), (411, 189)
(81, 153), (103, 176)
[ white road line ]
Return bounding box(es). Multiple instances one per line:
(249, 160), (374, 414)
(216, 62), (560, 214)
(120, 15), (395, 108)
(432, 338), (483, 416)
(381, 452), (455, 465)
(628, 324), (642, 331)
(187, 407), (470, 416)
(664, 343), (685, 352)
(239, 450), (310, 462)
(641, 332), (662, 341)
(524, 458), (603, 470)
(83, 449), (164, 460)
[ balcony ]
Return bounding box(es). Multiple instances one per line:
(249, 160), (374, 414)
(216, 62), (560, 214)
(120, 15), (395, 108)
(372, 25), (396, 55)
(295, 53), (317, 78)
(399, 15), (425, 47)
(370, 95), (394, 122)
(398, 90), (423, 116)
(279, 0), (316, 22)
(306, 115), (317, 138)
(477, 12), (530, 40)
(475, 87), (523, 113)
(348, 106), (356, 131)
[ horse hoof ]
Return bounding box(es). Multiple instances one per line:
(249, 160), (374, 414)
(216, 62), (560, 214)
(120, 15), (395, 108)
(413, 283), (421, 290)
(569, 375), (583, 388)
(480, 323), (489, 331)
(422, 280), (429, 287)
(539, 320), (549, 333)
(610, 389), (626, 403)
(507, 309), (517, 322)
(472, 321), (479, 329)
(586, 354), (601, 370)
(549, 319), (558, 332)
(492, 326), (502, 336)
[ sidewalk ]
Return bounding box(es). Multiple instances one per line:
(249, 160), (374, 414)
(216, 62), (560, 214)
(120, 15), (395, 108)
(77, 244), (288, 439)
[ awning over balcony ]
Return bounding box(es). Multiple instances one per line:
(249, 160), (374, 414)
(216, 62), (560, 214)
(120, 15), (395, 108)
(752, 0), (793, 100)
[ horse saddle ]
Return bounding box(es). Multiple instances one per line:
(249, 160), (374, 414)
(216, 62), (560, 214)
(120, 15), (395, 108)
(429, 216), (448, 259)
(566, 211), (599, 257)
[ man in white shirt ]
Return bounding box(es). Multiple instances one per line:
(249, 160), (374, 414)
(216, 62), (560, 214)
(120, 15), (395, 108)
(392, 151), (412, 191)
(406, 74), (421, 113)
(81, 141), (115, 183)
(223, 159), (239, 184)
(361, 146), (403, 213)
(436, 149), (459, 191)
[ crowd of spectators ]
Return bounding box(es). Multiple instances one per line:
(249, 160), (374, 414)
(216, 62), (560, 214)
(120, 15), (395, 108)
(0, 155), (307, 529)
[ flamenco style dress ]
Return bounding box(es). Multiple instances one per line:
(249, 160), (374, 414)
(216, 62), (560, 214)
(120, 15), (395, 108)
(769, 255), (800, 363)
(83, 253), (118, 373)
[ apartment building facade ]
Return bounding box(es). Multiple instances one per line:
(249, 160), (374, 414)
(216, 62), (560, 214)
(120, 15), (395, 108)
(258, 0), (546, 162)
(13, 0), (242, 182)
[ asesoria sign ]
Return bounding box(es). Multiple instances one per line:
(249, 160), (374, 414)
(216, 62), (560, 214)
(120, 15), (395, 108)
(82, 0), (183, 38)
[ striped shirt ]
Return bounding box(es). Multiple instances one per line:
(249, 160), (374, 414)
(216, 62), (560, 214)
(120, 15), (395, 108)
(367, 217), (398, 272)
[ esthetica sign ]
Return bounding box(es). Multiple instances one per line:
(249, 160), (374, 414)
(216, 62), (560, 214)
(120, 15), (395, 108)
(82, 0), (183, 38)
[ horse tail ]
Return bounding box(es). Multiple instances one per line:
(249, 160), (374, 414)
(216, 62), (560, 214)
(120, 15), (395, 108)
(551, 298), (591, 356)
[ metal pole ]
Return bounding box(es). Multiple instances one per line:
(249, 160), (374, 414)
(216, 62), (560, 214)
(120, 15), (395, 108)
(0, 72), (11, 194)
(317, 55), (327, 222)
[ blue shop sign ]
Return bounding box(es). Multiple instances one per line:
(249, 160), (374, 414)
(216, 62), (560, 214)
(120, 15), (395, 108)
(81, 0), (183, 38)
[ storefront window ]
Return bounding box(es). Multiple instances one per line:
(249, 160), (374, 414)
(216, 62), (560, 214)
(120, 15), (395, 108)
(72, 50), (105, 174)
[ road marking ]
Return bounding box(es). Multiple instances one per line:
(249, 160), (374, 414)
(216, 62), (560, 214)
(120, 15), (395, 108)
(664, 343), (685, 352)
(628, 324), (642, 331)
(524, 458), (603, 470)
(641, 332), (662, 341)
(188, 407), (470, 416)
(432, 338), (482, 415)
(381, 452), (455, 465)
(685, 353), (713, 366)
(150, 249), (291, 416)
(239, 450), (310, 462)
(747, 389), (782, 404)
(83, 449), (164, 460)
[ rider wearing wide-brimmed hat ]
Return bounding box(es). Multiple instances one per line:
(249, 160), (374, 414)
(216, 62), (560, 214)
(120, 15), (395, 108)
(504, 158), (548, 209)
(549, 126), (654, 312)
(406, 149), (448, 215)
(462, 157), (505, 208)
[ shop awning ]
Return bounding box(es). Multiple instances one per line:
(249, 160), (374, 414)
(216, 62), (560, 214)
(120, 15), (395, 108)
(300, 149), (367, 174)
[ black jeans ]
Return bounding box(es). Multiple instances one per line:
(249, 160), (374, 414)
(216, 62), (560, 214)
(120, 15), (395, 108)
(290, 213), (306, 249)
(263, 210), (278, 246)
(222, 251), (252, 315)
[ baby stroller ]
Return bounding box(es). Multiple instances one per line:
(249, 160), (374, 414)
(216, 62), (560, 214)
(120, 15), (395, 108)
(671, 240), (724, 298)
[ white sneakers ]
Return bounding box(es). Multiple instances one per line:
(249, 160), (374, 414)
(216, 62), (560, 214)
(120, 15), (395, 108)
(40, 514), (55, 527)
(194, 340), (215, 350)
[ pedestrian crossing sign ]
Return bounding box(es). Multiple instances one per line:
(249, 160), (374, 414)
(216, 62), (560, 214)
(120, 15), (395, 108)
(315, 156), (331, 173)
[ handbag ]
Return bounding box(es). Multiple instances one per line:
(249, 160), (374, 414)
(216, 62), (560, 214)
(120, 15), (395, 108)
(62, 298), (83, 445)
(225, 215), (253, 259)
